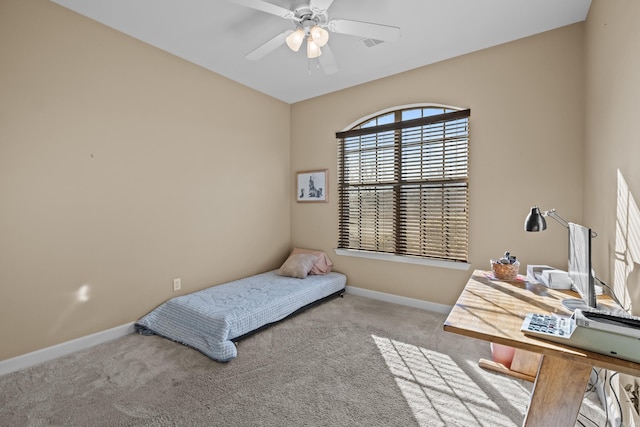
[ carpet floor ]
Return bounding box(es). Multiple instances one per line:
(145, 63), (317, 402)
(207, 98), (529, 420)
(0, 294), (605, 426)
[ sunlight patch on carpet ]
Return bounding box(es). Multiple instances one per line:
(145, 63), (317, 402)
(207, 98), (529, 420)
(372, 335), (527, 427)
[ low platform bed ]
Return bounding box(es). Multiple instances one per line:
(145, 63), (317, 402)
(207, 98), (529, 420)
(231, 287), (344, 343)
(135, 270), (347, 362)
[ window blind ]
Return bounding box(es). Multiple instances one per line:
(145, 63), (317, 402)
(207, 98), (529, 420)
(336, 108), (470, 262)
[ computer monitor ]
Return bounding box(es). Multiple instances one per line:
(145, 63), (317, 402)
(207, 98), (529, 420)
(563, 222), (600, 311)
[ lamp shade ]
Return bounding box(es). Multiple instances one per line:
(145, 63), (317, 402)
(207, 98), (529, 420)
(310, 25), (329, 47)
(524, 206), (547, 232)
(306, 36), (322, 58)
(285, 28), (305, 52)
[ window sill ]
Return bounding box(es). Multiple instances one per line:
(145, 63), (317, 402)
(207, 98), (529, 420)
(334, 249), (471, 271)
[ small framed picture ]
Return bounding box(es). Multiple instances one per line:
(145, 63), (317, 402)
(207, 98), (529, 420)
(296, 169), (328, 202)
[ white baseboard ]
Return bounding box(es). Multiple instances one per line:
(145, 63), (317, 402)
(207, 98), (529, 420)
(345, 285), (452, 314)
(0, 322), (135, 377)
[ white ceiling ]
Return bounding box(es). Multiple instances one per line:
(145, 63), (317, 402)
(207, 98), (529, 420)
(51, 0), (591, 104)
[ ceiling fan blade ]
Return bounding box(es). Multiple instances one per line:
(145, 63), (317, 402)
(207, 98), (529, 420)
(309, 0), (334, 13)
(328, 19), (401, 42)
(318, 44), (338, 74)
(245, 30), (291, 60)
(231, 0), (294, 19)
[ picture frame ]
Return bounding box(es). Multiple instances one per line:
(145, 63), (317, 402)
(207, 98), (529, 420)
(296, 169), (328, 203)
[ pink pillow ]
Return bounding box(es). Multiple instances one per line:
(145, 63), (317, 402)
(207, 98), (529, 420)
(290, 247), (333, 275)
(277, 253), (319, 279)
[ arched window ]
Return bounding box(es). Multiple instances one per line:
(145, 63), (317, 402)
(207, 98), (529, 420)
(336, 105), (470, 263)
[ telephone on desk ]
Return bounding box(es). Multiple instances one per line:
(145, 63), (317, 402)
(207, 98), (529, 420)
(521, 308), (640, 364)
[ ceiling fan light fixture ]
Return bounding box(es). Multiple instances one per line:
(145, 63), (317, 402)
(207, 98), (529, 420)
(285, 28), (305, 52)
(306, 36), (322, 58)
(310, 25), (329, 47)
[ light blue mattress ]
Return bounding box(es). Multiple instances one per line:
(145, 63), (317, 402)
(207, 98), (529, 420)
(135, 270), (346, 362)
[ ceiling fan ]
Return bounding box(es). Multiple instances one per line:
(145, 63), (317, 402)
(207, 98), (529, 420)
(231, 0), (401, 74)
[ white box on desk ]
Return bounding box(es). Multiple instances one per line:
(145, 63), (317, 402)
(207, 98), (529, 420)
(540, 270), (572, 289)
(526, 265), (553, 282)
(527, 265), (573, 290)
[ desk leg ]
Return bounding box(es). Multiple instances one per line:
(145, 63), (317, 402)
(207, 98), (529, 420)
(523, 354), (591, 427)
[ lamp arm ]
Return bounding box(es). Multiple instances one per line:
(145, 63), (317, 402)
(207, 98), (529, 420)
(545, 208), (598, 238)
(544, 209), (569, 229)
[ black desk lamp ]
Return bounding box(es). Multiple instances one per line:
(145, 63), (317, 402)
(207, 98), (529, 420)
(524, 206), (597, 237)
(524, 206), (567, 231)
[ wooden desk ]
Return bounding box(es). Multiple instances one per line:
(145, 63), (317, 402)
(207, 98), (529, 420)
(444, 270), (640, 427)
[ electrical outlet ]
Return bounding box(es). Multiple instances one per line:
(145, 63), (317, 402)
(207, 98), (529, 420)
(173, 278), (181, 292)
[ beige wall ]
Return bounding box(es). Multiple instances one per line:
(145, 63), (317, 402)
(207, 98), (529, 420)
(584, 1), (640, 418)
(291, 24), (586, 305)
(585, 0), (640, 315)
(3, 0), (613, 362)
(0, 0), (291, 360)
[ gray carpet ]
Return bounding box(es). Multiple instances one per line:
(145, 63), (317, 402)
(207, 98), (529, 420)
(0, 294), (604, 426)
